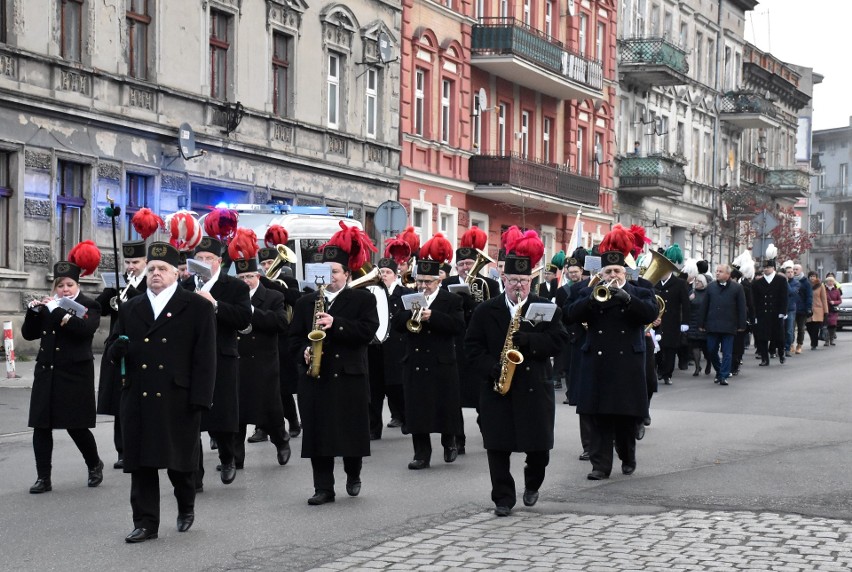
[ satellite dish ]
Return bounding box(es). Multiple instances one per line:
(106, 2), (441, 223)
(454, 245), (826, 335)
(178, 123), (206, 160)
(378, 32), (394, 64)
(567, 0), (576, 16)
(477, 87), (488, 112)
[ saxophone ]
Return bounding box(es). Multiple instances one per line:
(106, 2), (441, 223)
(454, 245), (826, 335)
(307, 283), (327, 378)
(494, 294), (525, 395)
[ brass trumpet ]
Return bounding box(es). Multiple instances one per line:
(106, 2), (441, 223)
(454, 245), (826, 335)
(110, 272), (144, 311)
(592, 278), (617, 302)
(406, 302), (423, 333)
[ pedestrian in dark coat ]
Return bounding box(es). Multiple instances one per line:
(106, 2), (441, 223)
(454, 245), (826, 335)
(287, 226), (379, 506)
(750, 259), (789, 366)
(96, 239), (148, 470)
(698, 264), (747, 383)
(687, 275), (709, 377)
(111, 242), (217, 542)
(234, 264), (291, 468)
(182, 236), (252, 487)
(567, 250), (658, 480)
(654, 271), (690, 384)
(23, 256), (104, 495)
(466, 249), (568, 515)
(393, 258), (465, 469)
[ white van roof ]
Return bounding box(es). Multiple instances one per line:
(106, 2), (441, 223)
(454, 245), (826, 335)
(201, 212), (363, 242)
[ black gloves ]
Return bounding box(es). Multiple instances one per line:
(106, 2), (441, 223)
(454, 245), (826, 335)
(489, 362), (501, 381)
(109, 336), (130, 361)
(511, 331), (530, 348)
(609, 287), (632, 305)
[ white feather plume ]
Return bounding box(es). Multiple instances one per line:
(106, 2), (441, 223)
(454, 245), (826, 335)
(681, 258), (699, 279)
(765, 243), (778, 260)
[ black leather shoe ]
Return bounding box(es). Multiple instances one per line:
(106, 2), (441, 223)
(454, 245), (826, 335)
(457, 445), (466, 455)
(578, 451), (590, 461)
(663, 378), (672, 385)
(408, 459), (430, 470)
(635, 424), (645, 441)
(622, 463), (636, 475)
(209, 437), (218, 450)
(386, 418), (403, 428)
(494, 506), (511, 517)
(125, 528), (158, 543)
(779, 354), (786, 364)
(719, 379), (729, 386)
(523, 489), (539, 507)
(195, 483), (203, 493)
(113, 457), (124, 470)
(247, 428), (268, 443)
(307, 491), (335, 505)
(216, 462), (244, 470)
(29, 478), (52, 494)
(443, 446), (458, 463)
(346, 479), (361, 497)
(220, 462), (237, 484)
(176, 513), (194, 532)
(759, 360), (770, 366)
(587, 470), (610, 480)
(369, 432), (381, 440)
(88, 460), (104, 488)
(289, 425), (302, 438)
(277, 445), (291, 466)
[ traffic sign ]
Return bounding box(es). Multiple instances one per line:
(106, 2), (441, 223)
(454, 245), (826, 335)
(375, 200), (408, 236)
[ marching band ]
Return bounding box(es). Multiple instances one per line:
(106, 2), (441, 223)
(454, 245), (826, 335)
(24, 204), (777, 540)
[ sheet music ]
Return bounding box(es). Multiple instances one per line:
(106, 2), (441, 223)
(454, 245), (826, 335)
(187, 258), (213, 281)
(101, 273), (127, 289)
(447, 283), (471, 296)
(305, 263), (331, 286)
(524, 302), (556, 323)
(57, 296), (87, 317)
(584, 255), (602, 272)
(401, 292), (427, 311)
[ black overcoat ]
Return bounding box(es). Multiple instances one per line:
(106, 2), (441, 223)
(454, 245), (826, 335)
(466, 294), (567, 452)
(22, 294), (101, 429)
(116, 287), (217, 472)
(443, 274), (500, 407)
(750, 273), (788, 341)
(537, 279), (559, 301)
(182, 273), (252, 432)
(259, 275), (301, 395)
(654, 275), (691, 348)
(567, 282), (658, 418)
(237, 283), (288, 426)
(392, 288), (465, 434)
(96, 278), (146, 416)
(289, 287), (378, 458)
(560, 278), (590, 406)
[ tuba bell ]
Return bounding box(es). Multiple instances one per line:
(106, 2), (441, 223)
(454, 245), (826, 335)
(349, 262), (382, 289)
(640, 249), (680, 285)
(265, 244), (297, 281)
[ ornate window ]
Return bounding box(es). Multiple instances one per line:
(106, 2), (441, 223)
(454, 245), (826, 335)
(414, 68), (426, 137)
(365, 67), (378, 138)
(0, 152), (10, 267)
(125, 173), (151, 241)
(272, 32), (291, 117)
(320, 5), (358, 131)
(60, 0), (84, 62)
(209, 9), (232, 99)
(267, 0), (306, 117)
(1, 0), (8, 44)
(327, 52), (341, 128)
(56, 160), (86, 260)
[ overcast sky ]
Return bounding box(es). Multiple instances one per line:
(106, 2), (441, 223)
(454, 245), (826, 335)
(745, 0), (850, 131)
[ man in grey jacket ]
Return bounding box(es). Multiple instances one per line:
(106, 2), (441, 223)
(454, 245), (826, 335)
(698, 264), (747, 385)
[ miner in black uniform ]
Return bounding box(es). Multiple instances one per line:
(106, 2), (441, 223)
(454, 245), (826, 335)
(367, 257), (413, 438)
(96, 239), (148, 470)
(110, 242), (217, 542)
(393, 253), (465, 469)
(24, 245), (104, 495)
(288, 223), (379, 505)
(182, 236), (252, 488)
(567, 243), (658, 480)
(233, 252), (292, 468)
(654, 246), (690, 385)
(750, 257), (789, 366)
(466, 236), (568, 516)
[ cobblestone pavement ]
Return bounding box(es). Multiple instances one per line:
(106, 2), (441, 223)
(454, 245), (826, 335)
(307, 509), (852, 571)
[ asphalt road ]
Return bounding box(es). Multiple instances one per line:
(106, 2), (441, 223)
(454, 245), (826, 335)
(1, 332), (851, 571)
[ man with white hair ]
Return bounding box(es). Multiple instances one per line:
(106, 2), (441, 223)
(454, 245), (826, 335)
(110, 242), (217, 542)
(698, 264), (747, 385)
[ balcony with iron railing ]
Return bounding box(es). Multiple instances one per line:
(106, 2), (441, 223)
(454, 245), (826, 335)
(471, 18), (603, 101)
(812, 233), (852, 250)
(616, 152), (687, 197)
(816, 184), (852, 203)
(764, 168), (810, 199)
(468, 153), (600, 207)
(617, 36), (690, 87)
(740, 160), (767, 186)
(718, 91), (781, 130)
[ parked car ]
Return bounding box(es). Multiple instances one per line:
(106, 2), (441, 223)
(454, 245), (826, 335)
(837, 283), (852, 330)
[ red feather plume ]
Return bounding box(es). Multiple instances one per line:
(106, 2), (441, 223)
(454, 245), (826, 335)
(323, 221), (378, 271)
(600, 224), (634, 257)
(264, 225), (289, 248)
(383, 236), (412, 265)
(399, 226), (420, 256)
(68, 240), (101, 277)
(228, 228), (259, 261)
(629, 224), (651, 258)
(460, 226), (487, 250)
(510, 230), (545, 267)
(501, 225), (524, 252)
(130, 208), (165, 240)
(203, 208), (239, 244)
(166, 211), (203, 252)
(419, 233), (453, 263)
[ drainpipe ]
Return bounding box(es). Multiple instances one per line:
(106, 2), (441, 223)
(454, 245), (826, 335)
(710, 0), (724, 265)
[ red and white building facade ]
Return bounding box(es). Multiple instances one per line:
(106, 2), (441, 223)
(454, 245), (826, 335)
(399, 0), (618, 264)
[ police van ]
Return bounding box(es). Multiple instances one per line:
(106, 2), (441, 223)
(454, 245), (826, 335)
(204, 204), (364, 282)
